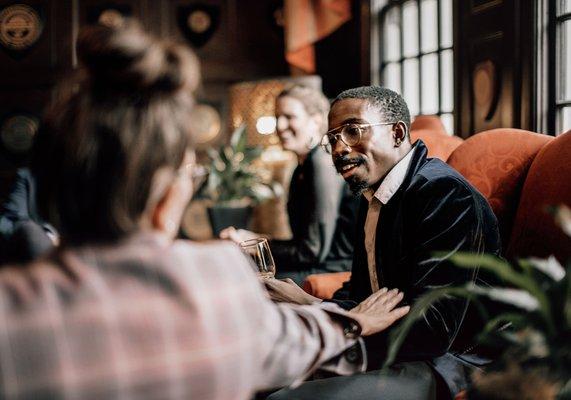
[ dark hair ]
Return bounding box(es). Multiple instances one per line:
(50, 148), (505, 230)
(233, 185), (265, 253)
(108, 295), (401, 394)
(332, 86), (411, 133)
(32, 20), (200, 245)
(277, 85), (330, 132)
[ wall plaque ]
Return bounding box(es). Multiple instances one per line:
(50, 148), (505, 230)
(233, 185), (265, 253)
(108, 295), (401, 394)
(177, 4), (220, 48)
(0, 114), (39, 154)
(98, 9), (125, 28)
(0, 4), (43, 51)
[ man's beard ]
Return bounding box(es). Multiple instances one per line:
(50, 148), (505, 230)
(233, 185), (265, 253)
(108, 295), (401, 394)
(345, 176), (370, 196)
(333, 154), (370, 196)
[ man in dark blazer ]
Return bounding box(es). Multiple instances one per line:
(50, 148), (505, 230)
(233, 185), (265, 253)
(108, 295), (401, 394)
(268, 86), (501, 400)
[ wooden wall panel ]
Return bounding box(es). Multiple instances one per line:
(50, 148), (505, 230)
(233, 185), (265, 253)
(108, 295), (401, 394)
(0, 0), (366, 170)
(0, 0), (73, 85)
(454, 0), (534, 137)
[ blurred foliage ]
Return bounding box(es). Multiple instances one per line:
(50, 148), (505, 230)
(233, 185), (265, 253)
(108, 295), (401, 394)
(385, 205), (571, 399)
(200, 126), (282, 206)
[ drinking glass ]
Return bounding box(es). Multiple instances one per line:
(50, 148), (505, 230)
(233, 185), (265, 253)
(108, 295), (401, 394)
(239, 237), (276, 278)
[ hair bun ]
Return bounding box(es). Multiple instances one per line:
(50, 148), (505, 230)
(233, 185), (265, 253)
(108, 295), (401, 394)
(77, 19), (199, 95)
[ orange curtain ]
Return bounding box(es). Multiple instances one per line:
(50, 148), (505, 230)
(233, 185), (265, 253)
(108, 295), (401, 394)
(284, 0), (352, 74)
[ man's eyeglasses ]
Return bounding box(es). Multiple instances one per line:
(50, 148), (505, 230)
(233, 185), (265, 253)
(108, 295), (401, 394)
(320, 122), (396, 154)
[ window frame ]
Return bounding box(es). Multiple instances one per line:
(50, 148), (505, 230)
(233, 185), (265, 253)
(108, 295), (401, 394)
(549, 0), (571, 134)
(376, 0), (454, 133)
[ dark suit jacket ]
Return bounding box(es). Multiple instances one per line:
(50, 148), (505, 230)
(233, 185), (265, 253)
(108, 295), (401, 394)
(332, 140), (501, 397)
(271, 147), (359, 276)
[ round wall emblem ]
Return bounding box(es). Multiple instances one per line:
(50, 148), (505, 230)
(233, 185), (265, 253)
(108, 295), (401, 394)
(98, 9), (125, 28)
(187, 10), (211, 33)
(0, 4), (43, 51)
(1, 115), (39, 153)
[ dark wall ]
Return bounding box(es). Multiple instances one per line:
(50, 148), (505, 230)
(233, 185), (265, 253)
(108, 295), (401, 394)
(454, 0), (535, 138)
(0, 0), (367, 172)
(316, 0), (369, 98)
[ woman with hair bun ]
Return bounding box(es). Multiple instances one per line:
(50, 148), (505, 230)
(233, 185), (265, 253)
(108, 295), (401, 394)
(0, 20), (409, 399)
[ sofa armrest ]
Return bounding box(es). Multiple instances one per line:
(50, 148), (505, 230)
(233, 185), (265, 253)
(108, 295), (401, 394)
(302, 272), (351, 300)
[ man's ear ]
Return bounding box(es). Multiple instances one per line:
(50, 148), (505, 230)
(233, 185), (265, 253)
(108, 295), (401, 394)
(393, 121), (408, 144)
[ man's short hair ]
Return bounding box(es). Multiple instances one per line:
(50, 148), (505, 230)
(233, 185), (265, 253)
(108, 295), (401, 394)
(332, 86), (411, 133)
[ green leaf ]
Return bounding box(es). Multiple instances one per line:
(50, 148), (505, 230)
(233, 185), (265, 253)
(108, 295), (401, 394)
(201, 124), (279, 204)
(481, 312), (528, 336)
(466, 285), (540, 311)
(230, 125), (248, 153)
(566, 267), (571, 328)
(447, 252), (554, 332)
(522, 256), (566, 282)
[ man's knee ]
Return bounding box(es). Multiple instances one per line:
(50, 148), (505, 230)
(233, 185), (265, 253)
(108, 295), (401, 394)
(266, 362), (437, 400)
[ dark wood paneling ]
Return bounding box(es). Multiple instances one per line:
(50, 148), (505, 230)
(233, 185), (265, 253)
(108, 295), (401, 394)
(78, 0), (153, 28)
(454, 0), (535, 137)
(163, 0), (287, 84)
(316, 0), (364, 97)
(0, 0), (74, 86)
(0, 0), (366, 169)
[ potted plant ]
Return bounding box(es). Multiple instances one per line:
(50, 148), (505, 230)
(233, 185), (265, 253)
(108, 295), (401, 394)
(385, 206), (571, 399)
(201, 125), (281, 236)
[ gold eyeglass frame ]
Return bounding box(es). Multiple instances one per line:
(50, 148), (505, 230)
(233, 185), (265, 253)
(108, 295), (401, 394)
(320, 121), (397, 153)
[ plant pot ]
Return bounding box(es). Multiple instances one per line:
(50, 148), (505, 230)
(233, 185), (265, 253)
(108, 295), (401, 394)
(207, 204), (253, 237)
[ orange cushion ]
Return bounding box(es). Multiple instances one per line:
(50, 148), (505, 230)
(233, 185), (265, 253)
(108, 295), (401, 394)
(303, 272), (351, 300)
(507, 131), (571, 262)
(411, 129), (464, 161)
(447, 129), (552, 251)
(411, 115), (447, 133)
(454, 390), (468, 400)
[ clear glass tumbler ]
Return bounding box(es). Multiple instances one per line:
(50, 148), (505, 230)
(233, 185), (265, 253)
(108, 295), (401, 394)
(239, 237), (276, 278)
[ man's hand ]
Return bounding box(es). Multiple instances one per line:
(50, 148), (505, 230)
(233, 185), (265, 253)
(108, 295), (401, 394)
(264, 278), (322, 305)
(348, 288), (410, 336)
(219, 226), (261, 244)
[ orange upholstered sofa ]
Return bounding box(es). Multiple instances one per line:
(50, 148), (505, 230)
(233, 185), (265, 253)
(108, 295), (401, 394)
(303, 129), (570, 299)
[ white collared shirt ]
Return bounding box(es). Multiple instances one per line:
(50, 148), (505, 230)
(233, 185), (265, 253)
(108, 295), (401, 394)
(363, 147), (416, 292)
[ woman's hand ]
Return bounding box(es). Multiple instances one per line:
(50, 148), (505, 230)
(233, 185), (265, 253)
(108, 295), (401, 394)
(219, 226), (261, 244)
(347, 288), (410, 336)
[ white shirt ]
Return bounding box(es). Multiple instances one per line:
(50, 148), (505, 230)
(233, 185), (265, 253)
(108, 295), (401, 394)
(363, 147), (416, 293)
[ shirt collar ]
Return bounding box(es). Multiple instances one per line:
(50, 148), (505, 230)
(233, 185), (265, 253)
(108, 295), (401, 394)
(363, 146), (416, 205)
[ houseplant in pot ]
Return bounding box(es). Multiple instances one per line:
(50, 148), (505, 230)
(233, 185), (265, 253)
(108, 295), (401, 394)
(201, 125), (281, 236)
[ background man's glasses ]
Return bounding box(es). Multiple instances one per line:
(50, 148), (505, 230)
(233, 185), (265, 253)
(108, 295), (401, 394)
(320, 122), (396, 154)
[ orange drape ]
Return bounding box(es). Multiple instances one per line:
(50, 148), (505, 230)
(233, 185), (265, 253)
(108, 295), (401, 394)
(284, 0), (351, 74)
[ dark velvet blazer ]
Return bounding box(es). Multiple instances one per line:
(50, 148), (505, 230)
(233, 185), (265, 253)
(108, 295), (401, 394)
(332, 140), (501, 397)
